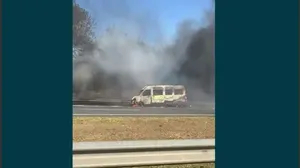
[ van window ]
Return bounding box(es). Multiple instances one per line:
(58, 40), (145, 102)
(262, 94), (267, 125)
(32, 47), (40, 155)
(142, 90), (151, 96)
(153, 88), (163, 95)
(174, 89), (184, 95)
(165, 88), (173, 95)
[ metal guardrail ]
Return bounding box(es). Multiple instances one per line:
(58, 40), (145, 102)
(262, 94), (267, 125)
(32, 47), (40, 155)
(73, 139), (215, 168)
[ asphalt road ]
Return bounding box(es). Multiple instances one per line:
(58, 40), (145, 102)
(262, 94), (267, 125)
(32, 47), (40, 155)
(73, 105), (215, 117)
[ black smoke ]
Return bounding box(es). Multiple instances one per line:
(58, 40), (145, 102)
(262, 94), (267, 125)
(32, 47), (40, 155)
(174, 13), (215, 100)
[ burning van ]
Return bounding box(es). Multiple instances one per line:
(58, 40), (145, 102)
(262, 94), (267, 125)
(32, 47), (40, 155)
(131, 85), (188, 107)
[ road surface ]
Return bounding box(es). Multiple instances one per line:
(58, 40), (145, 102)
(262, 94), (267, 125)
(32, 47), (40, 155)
(73, 105), (215, 117)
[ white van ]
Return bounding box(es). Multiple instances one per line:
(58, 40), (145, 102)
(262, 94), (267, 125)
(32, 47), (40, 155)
(131, 85), (188, 107)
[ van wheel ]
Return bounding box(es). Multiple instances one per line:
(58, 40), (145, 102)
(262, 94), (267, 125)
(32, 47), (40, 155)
(138, 101), (144, 107)
(131, 98), (137, 106)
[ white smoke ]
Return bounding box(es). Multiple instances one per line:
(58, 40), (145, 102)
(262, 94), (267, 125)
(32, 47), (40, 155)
(73, 0), (215, 101)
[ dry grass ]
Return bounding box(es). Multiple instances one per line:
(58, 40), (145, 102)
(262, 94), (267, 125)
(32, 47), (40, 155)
(73, 117), (215, 141)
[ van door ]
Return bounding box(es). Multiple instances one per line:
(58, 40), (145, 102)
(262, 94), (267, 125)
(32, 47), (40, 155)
(164, 87), (174, 101)
(141, 89), (152, 105)
(174, 87), (187, 102)
(152, 87), (164, 104)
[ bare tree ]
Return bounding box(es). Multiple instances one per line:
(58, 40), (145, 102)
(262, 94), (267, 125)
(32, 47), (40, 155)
(73, 1), (95, 50)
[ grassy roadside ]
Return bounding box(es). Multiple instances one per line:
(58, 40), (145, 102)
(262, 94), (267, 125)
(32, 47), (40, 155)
(73, 117), (215, 141)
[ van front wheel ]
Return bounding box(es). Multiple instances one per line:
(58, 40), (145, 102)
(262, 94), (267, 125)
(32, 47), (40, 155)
(138, 101), (144, 107)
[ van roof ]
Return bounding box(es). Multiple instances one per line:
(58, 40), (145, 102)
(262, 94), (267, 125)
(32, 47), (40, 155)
(142, 85), (185, 90)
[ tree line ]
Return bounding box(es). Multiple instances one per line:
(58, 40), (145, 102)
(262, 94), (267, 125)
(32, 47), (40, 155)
(73, 1), (95, 55)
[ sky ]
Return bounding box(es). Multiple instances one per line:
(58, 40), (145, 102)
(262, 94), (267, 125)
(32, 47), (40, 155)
(77, 0), (212, 43)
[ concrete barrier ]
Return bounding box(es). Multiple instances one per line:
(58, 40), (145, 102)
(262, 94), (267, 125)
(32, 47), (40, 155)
(73, 139), (215, 167)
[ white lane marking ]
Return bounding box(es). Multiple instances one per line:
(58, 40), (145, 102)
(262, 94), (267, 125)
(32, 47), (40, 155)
(73, 105), (123, 108)
(78, 108), (140, 111)
(73, 113), (214, 117)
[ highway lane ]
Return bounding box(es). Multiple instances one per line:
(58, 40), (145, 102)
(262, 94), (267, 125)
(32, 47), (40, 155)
(73, 105), (215, 117)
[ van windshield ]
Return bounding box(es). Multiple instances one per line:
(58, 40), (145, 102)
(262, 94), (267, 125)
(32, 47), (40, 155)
(138, 90), (144, 95)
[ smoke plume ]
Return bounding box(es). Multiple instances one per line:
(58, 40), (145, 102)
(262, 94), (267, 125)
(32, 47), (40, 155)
(73, 0), (215, 102)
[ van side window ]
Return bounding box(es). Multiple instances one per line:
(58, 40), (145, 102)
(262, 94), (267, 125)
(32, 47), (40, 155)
(174, 89), (184, 95)
(165, 88), (173, 95)
(142, 90), (151, 96)
(153, 88), (163, 95)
